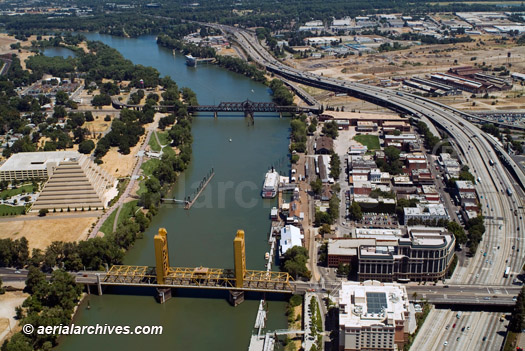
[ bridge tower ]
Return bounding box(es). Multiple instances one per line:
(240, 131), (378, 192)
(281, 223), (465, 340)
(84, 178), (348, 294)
(154, 228), (170, 285)
(233, 229), (246, 287)
(231, 230), (246, 306)
(154, 228), (172, 303)
(242, 100), (255, 123)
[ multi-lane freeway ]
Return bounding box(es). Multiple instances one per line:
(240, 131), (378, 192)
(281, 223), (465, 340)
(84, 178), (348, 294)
(204, 23), (525, 350)
(209, 23), (525, 285)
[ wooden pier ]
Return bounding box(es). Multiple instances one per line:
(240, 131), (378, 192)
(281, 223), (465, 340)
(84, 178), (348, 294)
(161, 169), (215, 209)
(185, 169), (215, 210)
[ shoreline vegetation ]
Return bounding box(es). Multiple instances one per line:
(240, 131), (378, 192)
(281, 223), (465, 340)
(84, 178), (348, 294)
(3, 1), (525, 41)
(0, 34), (197, 350)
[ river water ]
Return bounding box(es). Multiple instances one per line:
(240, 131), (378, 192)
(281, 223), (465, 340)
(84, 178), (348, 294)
(55, 34), (291, 351)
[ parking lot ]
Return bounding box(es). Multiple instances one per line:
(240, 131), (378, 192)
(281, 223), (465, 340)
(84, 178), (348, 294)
(356, 212), (399, 228)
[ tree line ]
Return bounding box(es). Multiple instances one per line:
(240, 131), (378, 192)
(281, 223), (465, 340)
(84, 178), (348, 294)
(1, 268), (82, 351)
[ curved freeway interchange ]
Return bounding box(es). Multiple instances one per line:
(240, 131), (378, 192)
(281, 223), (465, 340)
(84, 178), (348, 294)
(206, 23), (525, 350)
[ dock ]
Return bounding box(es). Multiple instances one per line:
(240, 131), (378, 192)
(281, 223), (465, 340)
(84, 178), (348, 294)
(247, 217), (289, 351)
(161, 169), (214, 210)
(185, 169), (215, 209)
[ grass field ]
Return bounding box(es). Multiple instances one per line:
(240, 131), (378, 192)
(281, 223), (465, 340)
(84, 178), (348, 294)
(141, 158), (160, 177)
(99, 209), (118, 235)
(353, 135), (380, 150)
(0, 205), (26, 216)
(149, 134), (161, 152)
(157, 131), (171, 146)
(0, 184), (34, 199)
(137, 159), (160, 196)
(100, 200), (138, 235)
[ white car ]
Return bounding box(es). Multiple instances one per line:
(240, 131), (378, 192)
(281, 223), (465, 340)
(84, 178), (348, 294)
(444, 341), (448, 346)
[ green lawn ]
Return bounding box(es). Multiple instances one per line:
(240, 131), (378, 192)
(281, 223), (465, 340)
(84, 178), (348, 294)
(157, 131), (171, 146)
(353, 135), (380, 150)
(149, 131), (172, 152)
(0, 184), (35, 199)
(162, 146), (175, 156)
(141, 158), (160, 177)
(100, 200), (138, 235)
(137, 159), (160, 196)
(148, 134), (161, 152)
(0, 205), (26, 216)
(99, 209), (118, 235)
(503, 331), (518, 351)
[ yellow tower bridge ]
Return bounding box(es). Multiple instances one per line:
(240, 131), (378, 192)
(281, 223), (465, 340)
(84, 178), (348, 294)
(100, 228), (294, 304)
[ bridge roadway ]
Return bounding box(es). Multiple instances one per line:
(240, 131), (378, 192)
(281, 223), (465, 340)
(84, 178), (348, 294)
(0, 268), (520, 308)
(111, 97), (318, 115)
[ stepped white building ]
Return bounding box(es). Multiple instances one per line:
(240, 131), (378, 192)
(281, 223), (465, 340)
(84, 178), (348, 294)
(0, 151), (117, 211)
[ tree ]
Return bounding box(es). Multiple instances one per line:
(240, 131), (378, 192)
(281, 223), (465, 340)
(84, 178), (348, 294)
(349, 202), (362, 221)
(52, 105), (67, 119)
(54, 90), (69, 106)
(319, 223), (331, 235)
(84, 111), (94, 122)
(315, 210), (332, 226)
(91, 94), (111, 107)
(78, 140), (95, 154)
(337, 262), (351, 277)
(0, 278), (5, 294)
(447, 221), (467, 245)
(310, 178), (322, 196)
(509, 286), (525, 332)
(281, 246), (311, 279)
(2, 333), (33, 351)
(25, 266), (47, 295)
(322, 121), (338, 139)
(329, 152), (340, 180)
(328, 194), (340, 223)
(38, 209), (48, 217)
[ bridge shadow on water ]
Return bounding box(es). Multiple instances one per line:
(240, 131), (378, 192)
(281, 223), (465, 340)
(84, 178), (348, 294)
(94, 285), (289, 303)
(194, 112), (290, 118)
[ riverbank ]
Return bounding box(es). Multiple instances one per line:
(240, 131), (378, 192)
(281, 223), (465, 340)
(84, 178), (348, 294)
(0, 287), (28, 344)
(2, 32), (296, 351)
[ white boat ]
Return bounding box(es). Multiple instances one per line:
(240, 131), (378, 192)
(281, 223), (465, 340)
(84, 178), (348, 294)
(185, 54), (197, 67)
(261, 167), (279, 198)
(265, 252), (270, 260)
(229, 138), (232, 142)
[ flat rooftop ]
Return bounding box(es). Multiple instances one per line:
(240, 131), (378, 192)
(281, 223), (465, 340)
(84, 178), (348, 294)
(328, 238), (376, 256)
(339, 280), (409, 328)
(0, 151), (81, 172)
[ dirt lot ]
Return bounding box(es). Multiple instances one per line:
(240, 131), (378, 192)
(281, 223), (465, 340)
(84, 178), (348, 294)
(100, 145), (139, 179)
(0, 291), (29, 344)
(0, 215), (98, 251)
(100, 129), (147, 178)
(0, 34), (17, 53)
(84, 114), (113, 133)
(289, 35), (525, 110)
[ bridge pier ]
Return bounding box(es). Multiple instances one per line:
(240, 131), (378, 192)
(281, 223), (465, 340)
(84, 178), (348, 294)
(244, 111), (254, 119)
(156, 288), (173, 304)
(228, 290), (245, 306)
(96, 274), (103, 296)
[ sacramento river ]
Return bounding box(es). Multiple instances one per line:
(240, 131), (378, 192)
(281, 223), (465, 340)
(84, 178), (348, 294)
(55, 34), (291, 351)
